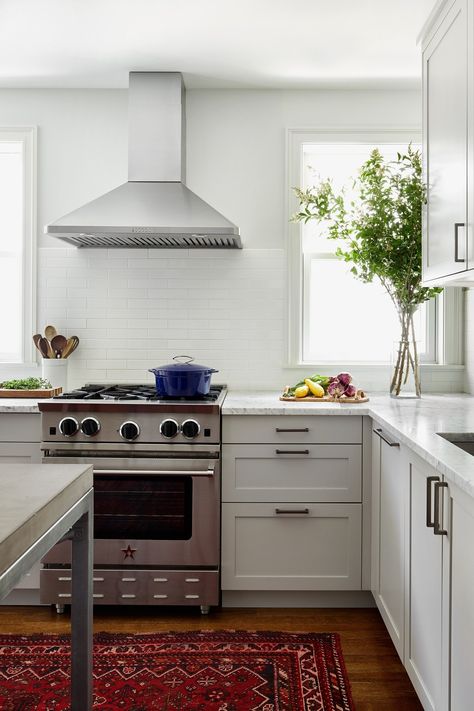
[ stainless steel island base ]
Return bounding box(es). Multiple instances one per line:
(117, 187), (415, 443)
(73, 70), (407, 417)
(0, 464), (93, 711)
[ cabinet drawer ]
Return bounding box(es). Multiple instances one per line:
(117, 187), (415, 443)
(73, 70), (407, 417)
(0, 442), (41, 463)
(222, 444), (361, 502)
(0, 414), (41, 442)
(222, 502), (361, 590)
(223, 415), (362, 444)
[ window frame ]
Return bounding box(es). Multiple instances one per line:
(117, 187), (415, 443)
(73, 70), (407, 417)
(0, 126), (37, 365)
(285, 127), (463, 371)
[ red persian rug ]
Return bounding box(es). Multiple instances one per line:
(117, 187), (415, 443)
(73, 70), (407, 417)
(0, 630), (354, 710)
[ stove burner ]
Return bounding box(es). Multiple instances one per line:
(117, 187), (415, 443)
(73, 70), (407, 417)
(54, 383), (224, 403)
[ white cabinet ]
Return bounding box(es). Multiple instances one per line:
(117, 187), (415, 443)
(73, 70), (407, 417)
(222, 444), (361, 503)
(422, 0), (468, 282)
(222, 416), (363, 593)
(450, 484), (474, 710)
(0, 413), (41, 463)
(421, 0), (474, 285)
(405, 454), (450, 711)
(371, 426), (406, 661)
(222, 503), (361, 590)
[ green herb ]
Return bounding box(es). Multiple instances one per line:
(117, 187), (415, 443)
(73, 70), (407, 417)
(0, 377), (52, 390)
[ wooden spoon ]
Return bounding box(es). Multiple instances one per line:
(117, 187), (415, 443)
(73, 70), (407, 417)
(51, 334), (67, 358)
(32, 334), (42, 352)
(38, 337), (50, 358)
(61, 335), (80, 359)
(44, 325), (57, 341)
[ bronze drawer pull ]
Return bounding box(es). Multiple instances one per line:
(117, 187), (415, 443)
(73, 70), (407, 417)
(275, 508), (309, 515)
(275, 427), (309, 433)
(373, 428), (400, 447)
(275, 449), (309, 455)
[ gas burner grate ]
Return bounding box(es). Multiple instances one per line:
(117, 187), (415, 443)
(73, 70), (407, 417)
(54, 384), (224, 403)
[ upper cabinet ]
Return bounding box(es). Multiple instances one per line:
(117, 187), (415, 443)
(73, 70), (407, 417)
(421, 0), (473, 285)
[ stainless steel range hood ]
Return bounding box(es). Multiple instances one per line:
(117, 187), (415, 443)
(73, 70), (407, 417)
(45, 72), (241, 249)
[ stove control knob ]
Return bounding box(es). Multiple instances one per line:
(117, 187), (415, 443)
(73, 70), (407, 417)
(80, 417), (100, 437)
(59, 417), (79, 437)
(119, 421), (140, 441)
(160, 419), (179, 439)
(181, 419), (200, 439)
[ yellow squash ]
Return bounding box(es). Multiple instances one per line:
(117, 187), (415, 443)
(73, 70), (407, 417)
(304, 379), (325, 398)
(294, 384), (309, 398)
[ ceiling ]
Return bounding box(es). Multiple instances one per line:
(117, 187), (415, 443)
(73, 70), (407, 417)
(0, 0), (437, 89)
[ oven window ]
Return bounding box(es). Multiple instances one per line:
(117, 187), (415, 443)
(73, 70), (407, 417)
(94, 475), (193, 540)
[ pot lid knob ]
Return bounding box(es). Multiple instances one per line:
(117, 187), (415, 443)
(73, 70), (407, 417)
(173, 355), (194, 364)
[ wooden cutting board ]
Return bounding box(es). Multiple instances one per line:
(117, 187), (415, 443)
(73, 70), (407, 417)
(0, 387), (63, 399)
(280, 388), (369, 403)
(280, 395), (369, 403)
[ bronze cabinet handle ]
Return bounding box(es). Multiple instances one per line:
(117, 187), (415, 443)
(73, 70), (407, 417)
(454, 222), (466, 263)
(275, 508), (309, 515)
(373, 428), (400, 447)
(433, 481), (449, 536)
(426, 475), (440, 528)
(275, 427), (309, 433)
(275, 449), (309, 455)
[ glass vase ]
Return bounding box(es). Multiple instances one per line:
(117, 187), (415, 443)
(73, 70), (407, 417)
(390, 339), (420, 399)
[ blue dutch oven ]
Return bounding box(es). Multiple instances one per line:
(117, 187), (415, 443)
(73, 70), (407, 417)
(149, 356), (219, 397)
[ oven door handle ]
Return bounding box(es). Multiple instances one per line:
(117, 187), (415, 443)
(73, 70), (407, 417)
(93, 466), (216, 477)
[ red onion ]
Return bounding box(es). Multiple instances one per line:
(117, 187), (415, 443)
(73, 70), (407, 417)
(327, 380), (345, 397)
(336, 372), (353, 387)
(344, 383), (357, 398)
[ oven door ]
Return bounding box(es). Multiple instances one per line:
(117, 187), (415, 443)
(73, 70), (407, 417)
(42, 451), (220, 568)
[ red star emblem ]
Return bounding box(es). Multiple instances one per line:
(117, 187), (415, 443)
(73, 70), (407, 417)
(121, 544), (137, 560)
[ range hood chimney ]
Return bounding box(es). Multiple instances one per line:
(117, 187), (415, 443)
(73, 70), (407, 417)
(45, 72), (241, 249)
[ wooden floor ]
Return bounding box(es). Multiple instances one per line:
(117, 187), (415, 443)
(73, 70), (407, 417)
(0, 606), (422, 711)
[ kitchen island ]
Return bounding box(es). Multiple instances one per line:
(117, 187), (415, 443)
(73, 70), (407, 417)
(0, 463), (93, 711)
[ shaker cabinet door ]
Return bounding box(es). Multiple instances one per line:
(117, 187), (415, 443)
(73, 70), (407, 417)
(405, 457), (447, 711)
(371, 428), (406, 661)
(221, 502), (362, 591)
(423, 0), (468, 281)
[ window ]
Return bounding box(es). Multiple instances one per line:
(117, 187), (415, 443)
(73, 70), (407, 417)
(0, 128), (36, 363)
(286, 129), (445, 368)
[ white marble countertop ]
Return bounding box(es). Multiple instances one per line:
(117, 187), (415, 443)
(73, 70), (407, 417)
(0, 463), (93, 577)
(223, 392), (474, 498)
(0, 398), (45, 413)
(3, 390), (474, 498)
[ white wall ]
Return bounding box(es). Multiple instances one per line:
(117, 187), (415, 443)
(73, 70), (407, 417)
(3, 86), (458, 391)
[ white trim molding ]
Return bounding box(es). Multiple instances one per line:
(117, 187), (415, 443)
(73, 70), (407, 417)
(0, 126), (37, 365)
(285, 127), (464, 373)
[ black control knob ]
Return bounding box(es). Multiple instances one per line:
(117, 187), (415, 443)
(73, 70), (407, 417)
(59, 417), (79, 437)
(160, 419), (179, 439)
(80, 417), (100, 437)
(119, 421), (140, 441)
(181, 419), (200, 439)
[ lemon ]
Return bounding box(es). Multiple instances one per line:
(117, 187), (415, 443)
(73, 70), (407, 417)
(294, 384), (309, 398)
(304, 379), (325, 397)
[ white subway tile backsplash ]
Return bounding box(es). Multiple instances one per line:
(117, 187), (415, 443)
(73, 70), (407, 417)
(36, 247), (461, 392)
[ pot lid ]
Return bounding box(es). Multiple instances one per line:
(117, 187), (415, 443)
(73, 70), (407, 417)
(149, 355), (218, 373)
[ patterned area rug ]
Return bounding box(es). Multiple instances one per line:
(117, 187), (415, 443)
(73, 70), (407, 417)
(0, 630), (354, 710)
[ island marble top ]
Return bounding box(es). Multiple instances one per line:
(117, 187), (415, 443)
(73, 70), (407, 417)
(0, 463), (93, 578)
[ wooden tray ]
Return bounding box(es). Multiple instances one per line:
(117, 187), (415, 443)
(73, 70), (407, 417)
(280, 388), (369, 404)
(0, 387), (63, 399)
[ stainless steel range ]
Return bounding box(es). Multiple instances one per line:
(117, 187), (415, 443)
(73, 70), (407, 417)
(38, 384), (226, 615)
